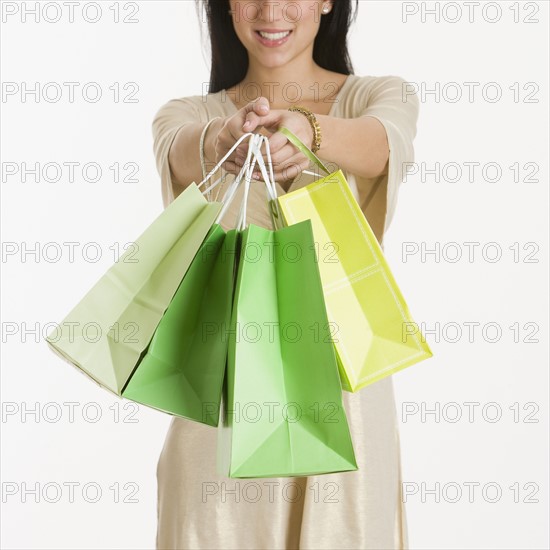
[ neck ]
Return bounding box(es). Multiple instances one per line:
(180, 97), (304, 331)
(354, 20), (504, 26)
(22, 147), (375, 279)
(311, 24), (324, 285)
(240, 53), (326, 109)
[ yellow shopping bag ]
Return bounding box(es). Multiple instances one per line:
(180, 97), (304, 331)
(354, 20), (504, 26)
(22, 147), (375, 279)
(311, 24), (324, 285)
(275, 127), (432, 392)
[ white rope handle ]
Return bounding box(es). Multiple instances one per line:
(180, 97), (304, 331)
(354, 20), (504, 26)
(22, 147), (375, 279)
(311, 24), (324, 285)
(236, 134), (264, 231)
(214, 133), (259, 226)
(250, 135), (283, 230)
(206, 133), (286, 231)
(235, 134), (286, 231)
(198, 131), (255, 196)
(252, 136), (276, 201)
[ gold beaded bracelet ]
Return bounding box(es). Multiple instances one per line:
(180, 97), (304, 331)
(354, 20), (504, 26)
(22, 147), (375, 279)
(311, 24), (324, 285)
(287, 105), (322, 153)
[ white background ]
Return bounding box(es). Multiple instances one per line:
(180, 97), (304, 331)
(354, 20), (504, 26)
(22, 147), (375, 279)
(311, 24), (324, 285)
(1, 1), (548, 548)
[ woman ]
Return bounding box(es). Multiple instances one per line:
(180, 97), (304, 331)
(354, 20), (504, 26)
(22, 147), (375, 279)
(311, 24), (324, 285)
(153, 1), (419, 548)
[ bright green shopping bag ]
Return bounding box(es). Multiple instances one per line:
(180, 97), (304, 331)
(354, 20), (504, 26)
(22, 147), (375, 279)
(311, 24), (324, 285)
(121, 224), (238, 426)
(218, 220), (358, 478)
(275, 127), (433, 392)
(46, 183), (222, 395)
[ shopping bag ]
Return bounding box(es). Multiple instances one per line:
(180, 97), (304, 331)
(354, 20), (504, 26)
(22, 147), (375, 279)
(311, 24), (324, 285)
(275, 127), (433, 392)
(121, 224), (238, 426)
(46, 183), (222, 395)
(46, 131), (261, 405)
(218, 135), (357, 478)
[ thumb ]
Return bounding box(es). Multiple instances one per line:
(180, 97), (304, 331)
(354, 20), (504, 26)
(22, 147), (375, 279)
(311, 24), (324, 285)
(242, 96), (270, 131)
(244, 96), (269, 115)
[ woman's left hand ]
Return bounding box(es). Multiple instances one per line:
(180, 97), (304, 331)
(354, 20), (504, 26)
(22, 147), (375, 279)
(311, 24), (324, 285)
(236, 109), (315, 187)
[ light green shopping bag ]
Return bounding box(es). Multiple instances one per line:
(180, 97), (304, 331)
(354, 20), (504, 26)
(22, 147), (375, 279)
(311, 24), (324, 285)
(275, 127), (433, 392)
(46, 183), (222, 395)
(121, 224), (238, 426)
(217, 136), (357, 477)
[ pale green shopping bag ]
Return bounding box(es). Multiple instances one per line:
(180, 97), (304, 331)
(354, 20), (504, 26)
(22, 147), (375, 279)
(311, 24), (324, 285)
(46, 183), (222, 395)
(275, 127), (433, 392)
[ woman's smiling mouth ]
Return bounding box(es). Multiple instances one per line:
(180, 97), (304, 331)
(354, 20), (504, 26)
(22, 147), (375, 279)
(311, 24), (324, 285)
(254, 29), (293, 47)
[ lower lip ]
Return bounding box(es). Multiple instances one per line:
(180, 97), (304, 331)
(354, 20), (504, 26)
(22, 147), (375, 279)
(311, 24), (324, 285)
(254, 30), (292, 48)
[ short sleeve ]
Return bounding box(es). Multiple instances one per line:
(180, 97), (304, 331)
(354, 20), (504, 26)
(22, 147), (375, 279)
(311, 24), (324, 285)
(355, 76), (420, 236)
(152, 97), (205, 208)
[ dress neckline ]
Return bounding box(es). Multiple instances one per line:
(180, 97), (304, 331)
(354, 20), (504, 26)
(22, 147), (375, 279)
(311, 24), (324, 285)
(220, 74), (356, 117)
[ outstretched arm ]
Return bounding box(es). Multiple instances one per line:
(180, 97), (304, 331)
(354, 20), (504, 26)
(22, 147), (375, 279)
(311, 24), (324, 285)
(239, 77), (419, 184)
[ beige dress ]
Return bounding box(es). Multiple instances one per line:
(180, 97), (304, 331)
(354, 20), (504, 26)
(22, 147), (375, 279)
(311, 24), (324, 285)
(152, 74), (420, 550)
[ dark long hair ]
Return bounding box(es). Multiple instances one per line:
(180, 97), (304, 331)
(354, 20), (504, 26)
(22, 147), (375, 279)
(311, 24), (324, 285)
(196, 1), (359, 93)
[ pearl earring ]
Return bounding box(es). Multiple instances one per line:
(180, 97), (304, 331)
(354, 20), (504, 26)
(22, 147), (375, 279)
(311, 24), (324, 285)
(322, 4), (330, 14)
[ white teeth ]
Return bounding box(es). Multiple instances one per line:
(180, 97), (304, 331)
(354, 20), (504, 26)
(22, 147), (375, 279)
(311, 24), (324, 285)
(258, 31), (290, 40)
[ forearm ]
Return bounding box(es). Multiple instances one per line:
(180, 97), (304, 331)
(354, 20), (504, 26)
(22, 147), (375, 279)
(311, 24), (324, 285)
(315, 115), (390, 179)
(168, 118), (225, 191)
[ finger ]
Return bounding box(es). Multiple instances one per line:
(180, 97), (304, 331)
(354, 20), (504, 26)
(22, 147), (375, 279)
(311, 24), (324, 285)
(260, 145), (301, 178)
(217, 124), (253, 162)
(234, 138), (264, 161)
(271, 154), (310, 182)
(216, 129), (241, 158)
(243, 110), (280, 132)
(268, 143), (298, 169)
(267, 131), (290, 154)
(242, 112), (263, 132)
(253, 97), (270, 115)
(246, 96), (269, 115)
(221, 161), (241, 176)
(242, 97), (270, 130)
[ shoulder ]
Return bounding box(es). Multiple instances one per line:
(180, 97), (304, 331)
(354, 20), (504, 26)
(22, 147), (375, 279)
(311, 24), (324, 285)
(338, 74), (419, 117)
(345, 74), (417, 100)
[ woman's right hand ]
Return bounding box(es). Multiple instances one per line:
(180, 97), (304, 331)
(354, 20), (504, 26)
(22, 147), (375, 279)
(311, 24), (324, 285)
(204, 97), (271, 176)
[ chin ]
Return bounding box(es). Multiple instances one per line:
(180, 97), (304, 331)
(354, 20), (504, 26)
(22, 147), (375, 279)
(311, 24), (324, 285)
(250, 51), (291, 70)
